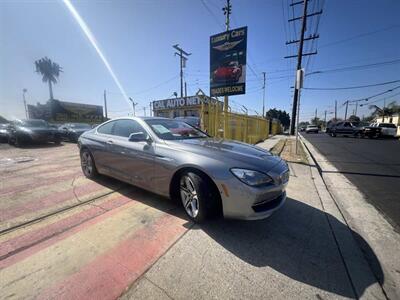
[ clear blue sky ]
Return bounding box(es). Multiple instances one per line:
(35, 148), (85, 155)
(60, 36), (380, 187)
(1, 0), (399, 122)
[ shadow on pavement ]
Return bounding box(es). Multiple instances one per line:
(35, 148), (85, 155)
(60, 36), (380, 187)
(196, 197), (384, 298)
(92, 176), (383, 298)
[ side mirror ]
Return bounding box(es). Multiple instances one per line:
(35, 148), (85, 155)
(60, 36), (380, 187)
(128, 132), (151, 143)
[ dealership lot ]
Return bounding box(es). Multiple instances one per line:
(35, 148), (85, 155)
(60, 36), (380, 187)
(0, 141), (384, 299)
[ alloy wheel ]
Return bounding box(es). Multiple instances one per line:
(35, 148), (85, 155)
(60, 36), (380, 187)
(81, 151), (93, 176)
(180, 175), (199, 218)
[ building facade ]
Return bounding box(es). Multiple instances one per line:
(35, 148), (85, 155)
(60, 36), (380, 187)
(27, 99), (104, 124)
(152, 95), (222, 118)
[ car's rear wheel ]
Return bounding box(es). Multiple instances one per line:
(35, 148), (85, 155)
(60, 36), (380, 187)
(179, 171), (218, 222)
(80, 149), (98, 179)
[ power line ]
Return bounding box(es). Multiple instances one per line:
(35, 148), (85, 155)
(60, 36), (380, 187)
(320, 24), (400, 48)
(303, 79), (400, 90)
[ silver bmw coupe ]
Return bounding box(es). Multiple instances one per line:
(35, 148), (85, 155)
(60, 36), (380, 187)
(78, 117), (289, 222)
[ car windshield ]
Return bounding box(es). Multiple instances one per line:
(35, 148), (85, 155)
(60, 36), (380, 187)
(69, 123), (91, 129)
(145, 119), (207, 140)
(174, 117), (199, 126)
(19, 120), (48, 127)
(307, 125), (317, 128)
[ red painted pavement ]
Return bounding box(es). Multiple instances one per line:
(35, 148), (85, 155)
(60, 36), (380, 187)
(0, 194), (134, 261)
(37, 213), (188, 300)
(0, 170), (83, 196)
(1, 180), (109, 222)
(0, 197), (138, 270)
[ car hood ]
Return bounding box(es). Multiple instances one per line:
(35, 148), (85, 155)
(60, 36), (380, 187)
(71, 129), (90, 134)
(17, 126), (56, 133)
(165, 138), (282, 170)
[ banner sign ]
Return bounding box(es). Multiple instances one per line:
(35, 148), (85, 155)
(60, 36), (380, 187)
(152, 96), (222, 110)
(210, 26), (247, 97)
(50, 100), (103, 123)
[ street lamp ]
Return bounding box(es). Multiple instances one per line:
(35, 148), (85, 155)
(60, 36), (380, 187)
(22, 89), (28, 119)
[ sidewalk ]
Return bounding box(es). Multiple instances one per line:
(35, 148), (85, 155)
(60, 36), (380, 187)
(301, 135), (400, 300)
(121, 139), (385, 299)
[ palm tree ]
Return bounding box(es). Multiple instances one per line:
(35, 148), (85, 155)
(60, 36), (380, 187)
(369, 101), (400, 117)
(35, 57), (63, 100)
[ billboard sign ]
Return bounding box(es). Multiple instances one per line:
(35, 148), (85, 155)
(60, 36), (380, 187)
(50, 100), (104, 123)
(210, 26), (247, 97)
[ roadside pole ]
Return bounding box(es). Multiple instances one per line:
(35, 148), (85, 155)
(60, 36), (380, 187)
(22, 89), (28, 119)
(223, 0), (231, 139)
(295, 69), (304, 154)
(262, 71), (266, 117)
(103, 90), (108, 119)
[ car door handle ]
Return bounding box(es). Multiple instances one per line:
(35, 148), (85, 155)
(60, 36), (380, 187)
(106, 140), (114, 145)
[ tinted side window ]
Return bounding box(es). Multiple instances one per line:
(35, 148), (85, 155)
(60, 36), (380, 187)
(113, 119), (144, 138)
(97, 121), (115, 135)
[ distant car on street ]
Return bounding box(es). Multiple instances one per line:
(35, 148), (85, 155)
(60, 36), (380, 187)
(305, 125), (319, 133)
(78, 117), (289, 222)
(174, 116), (201, 129)
(330, 121), (363, 137)
(8, 119), (61, 147)
(59, 123), (92, 142)
(371, 123), (397, 138)
(0, 123), (10, 142)
(299, 126), (306, 132)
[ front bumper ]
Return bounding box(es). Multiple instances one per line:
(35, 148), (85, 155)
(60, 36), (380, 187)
(217, 160), (289, 220)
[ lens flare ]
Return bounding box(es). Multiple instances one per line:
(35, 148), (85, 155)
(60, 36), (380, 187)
(62, 0), (131, 107)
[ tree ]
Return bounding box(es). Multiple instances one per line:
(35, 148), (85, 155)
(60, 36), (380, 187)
(265, 108), (290, 128)
(310, 117), (324, 128)
(35, 57), (63, 100)
(348, 115), (360, 123)
(368, 101), (400, 117)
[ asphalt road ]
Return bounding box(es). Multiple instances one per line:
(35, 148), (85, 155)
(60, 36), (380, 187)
(303, 132), (400, 230)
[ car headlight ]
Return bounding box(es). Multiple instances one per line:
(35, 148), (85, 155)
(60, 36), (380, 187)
(230, 168), (273, 186)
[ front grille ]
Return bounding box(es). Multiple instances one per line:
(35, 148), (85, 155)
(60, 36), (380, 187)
(252, 193), (284, 213)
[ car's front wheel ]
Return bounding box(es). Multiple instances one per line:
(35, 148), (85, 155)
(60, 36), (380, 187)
(80, 149), (98, 179)
(179, 171), (219, 222)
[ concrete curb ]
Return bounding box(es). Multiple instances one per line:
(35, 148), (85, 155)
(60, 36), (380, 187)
(300, 135), (400, 300)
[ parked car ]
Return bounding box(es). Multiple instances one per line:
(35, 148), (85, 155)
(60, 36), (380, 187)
(330, 121), (363, 137)
(174, 116), (201, 129)
(59, 123), (92, 142)
(299, 126), (306, 132)
(78, 117), (289, 222)
(305, 125), (319, 133)
(8, 119), (61, 146)
(0, 123), (10, 142)
(371, 123), (397, 138)
(212, 61), (242, 83)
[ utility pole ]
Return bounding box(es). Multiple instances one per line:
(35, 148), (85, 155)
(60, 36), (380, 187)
(149, 102), (152, 117)
(143, 107), (146, 117)
(334, 100), (337, 120)
(324, 110), (327, 126)
(173, 44), (191, 98)
(103, 90), (108, 119)
(262, 72), (266, 117)
(184, 82), (187, 99)
(344, 100), (349, 120)
(315, 108), (317, 120)
(129, 97), (138, 116)
(286, 0), (322, 135)
(223, 0), (232, 139)
(22, 89), (28, 119)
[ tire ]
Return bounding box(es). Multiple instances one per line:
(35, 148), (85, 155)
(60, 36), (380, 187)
(54, 138), (61, 145)
(331, 132), (336, 137)
(179, 171), (220, 222)
(80, 148), (99, 179)
(14, 135), (22, 147)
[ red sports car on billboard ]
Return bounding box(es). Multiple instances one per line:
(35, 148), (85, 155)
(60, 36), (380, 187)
(212, 61), (242, 83)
